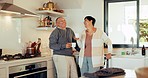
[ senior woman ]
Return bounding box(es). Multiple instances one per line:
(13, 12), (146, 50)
(78, 16), (113, 76)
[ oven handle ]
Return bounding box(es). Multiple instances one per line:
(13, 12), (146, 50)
(14, 70), (47, 78)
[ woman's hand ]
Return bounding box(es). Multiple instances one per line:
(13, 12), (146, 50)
(106, 53), (111, 59)
(73, 37), (79, 40)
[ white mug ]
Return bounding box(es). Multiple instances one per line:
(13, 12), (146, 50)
(72, 43), (76, 47)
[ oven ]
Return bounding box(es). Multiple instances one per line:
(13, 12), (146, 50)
(9, 61), (47, 78)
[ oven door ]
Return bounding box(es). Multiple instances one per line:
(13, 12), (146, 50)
(9, 67), (47, 78)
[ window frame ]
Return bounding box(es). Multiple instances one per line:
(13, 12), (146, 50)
(104, 0), (140, 48)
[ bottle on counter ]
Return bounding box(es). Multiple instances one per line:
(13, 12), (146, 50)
(142, 45), (145, 56)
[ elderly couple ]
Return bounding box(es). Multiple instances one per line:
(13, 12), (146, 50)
(49, 16), (113, 78)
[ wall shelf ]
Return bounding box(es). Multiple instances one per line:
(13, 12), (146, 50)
(36, 10), (65, 17)
(36, 27), (56, 31)
(36, 10), (65, 30)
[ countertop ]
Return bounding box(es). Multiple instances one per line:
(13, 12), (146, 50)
(110, 69), (136, 78)
(0, 55), (52, 67)
(112, 55), (148, 59)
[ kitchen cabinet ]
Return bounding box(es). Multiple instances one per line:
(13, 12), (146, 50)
(36, 10), (65, 30)
(0, 56), (54, 78)
(0, 67), (7, 78)
(110, 56), (148, 69)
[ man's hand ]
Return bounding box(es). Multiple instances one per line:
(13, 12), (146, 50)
(106, 53), (111, 59)
(66, 43), (72, 48)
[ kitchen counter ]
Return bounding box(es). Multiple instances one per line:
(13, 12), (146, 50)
(110, 55), (148, 69)
(113, 55), (147, 59)
(109, 69), (136, 78)
(0, 55), (54, 78)
(0, 56), (51, 66)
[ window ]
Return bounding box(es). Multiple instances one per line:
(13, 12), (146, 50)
(104, 0), (148, 48)
(139, 4), (148, 47)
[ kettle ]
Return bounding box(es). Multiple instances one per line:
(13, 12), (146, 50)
(43, 1), (54, 10)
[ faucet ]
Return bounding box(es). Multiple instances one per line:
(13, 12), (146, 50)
(130, 37), (136, 55)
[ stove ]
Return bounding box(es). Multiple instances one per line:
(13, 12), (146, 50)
(0, 53), (41, 61)
(9, 59), (47, 78)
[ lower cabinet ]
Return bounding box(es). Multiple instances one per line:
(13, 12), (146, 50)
(0, 56), (54, 78)
(110, 56), (148, 69)
(0, 67), (7, 78)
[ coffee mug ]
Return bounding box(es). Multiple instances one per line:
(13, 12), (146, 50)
(72, 43), (76, 47)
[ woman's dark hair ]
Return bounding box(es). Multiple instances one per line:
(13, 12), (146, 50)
(84, 16), (96, 26)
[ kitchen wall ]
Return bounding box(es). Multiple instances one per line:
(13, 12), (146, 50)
(21, 0), (104, 55)
(15, 0), (51, 56)
(0, 0), (51, 55)
(0, 0), (147, 55)
(63, 0), (104, 33)
(0, 0), (104, 55)
(0, 16), (22, 54)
